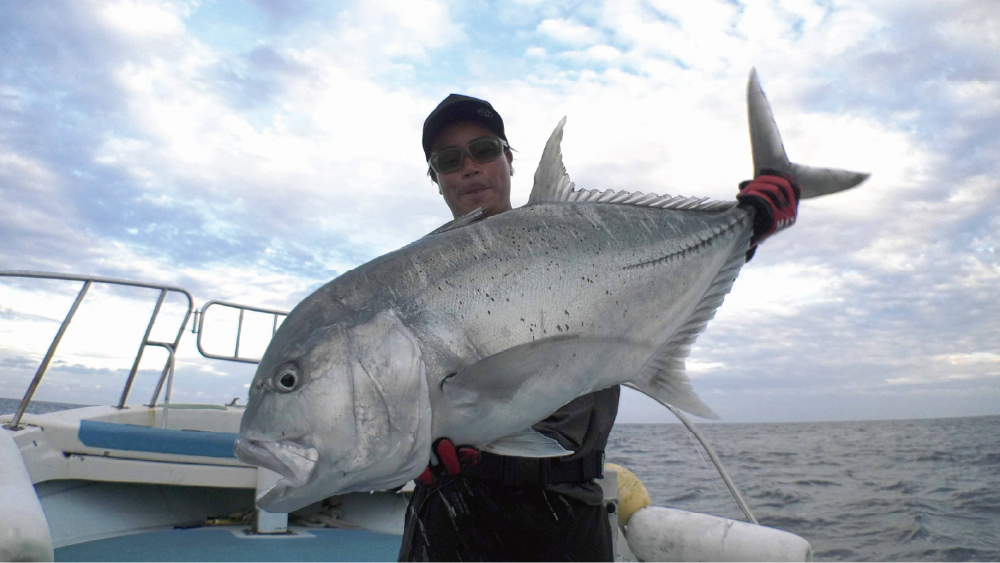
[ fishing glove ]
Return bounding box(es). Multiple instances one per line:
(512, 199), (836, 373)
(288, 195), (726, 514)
(737, 169), (801, 258)
(415, 438), (480, 486)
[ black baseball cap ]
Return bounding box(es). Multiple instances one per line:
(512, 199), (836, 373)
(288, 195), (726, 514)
(422, 94), (508, 161)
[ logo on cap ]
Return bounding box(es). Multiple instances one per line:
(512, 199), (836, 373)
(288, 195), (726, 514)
(477, 108), (494, 118)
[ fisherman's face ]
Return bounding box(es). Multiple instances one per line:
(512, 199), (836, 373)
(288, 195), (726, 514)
(430, 122), (513, 219)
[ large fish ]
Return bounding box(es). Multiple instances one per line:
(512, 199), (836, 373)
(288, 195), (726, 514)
(235, 70), (868, 513)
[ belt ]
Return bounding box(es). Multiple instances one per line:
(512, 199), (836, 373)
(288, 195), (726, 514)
(462, 450), (605, 487)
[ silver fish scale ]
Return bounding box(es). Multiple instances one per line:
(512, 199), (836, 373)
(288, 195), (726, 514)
(330, 200), (751, 388)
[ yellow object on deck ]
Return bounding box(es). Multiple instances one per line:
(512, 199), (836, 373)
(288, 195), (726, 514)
(605, 463), (650, 527)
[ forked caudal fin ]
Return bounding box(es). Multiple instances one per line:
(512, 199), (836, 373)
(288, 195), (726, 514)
(748, 68), (870, 198)
(526, 69), (870, 206)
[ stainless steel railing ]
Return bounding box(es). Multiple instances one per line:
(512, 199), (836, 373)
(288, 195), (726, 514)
(1, 271), (193, 430)
(194, 300), (287, 364)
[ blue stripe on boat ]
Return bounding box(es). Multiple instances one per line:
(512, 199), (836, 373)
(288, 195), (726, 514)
(78, 420), (239, 458)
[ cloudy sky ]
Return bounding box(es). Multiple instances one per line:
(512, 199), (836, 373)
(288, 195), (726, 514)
(1, 0), (998, 423)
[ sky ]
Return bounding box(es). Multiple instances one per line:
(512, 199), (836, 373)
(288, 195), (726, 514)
(1, 0), (998, 424)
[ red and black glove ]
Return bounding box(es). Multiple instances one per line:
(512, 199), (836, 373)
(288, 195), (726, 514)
(415, 438), (480, 487)
(737, 169), (801, 252)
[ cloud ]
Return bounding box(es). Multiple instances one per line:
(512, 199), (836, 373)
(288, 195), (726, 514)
(936, 352), (1000, 366)
(99, 0), (188, 37)
(322, 0), (465, 63)
(2, 0), (999, 422)
(243, 0), (315, 32)
(537, 18), (603, 47)
(3, 1), (467, 286)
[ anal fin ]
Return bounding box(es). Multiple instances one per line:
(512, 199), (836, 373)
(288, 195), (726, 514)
(482, 429), (573, 458)
(627, 224), (752, 421)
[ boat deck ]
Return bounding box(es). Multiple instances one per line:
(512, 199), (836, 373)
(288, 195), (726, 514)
(54, 526), (402, 562)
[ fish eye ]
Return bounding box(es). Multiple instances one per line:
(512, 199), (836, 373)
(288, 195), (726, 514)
(273, 364), (301, 393)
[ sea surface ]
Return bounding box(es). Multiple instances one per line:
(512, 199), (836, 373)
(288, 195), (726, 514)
(4, 398), (998, 561)
(606, 417), (1000, 562)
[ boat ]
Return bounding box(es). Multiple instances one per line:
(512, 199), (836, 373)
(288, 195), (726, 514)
(1, 270), (813, 562)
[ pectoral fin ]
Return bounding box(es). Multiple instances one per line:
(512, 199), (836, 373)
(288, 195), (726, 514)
(482, 429), (573, 458)
(441, 334), (652, 404)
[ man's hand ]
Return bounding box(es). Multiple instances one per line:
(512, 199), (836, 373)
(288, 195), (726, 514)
(737, 170), (801, 251)
(415, 438), (481, 486)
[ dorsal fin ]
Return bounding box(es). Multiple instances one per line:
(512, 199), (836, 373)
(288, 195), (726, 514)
(526, 117), (737, 212)
(566, 188), (737, 212)
(527, 117), (575, 204)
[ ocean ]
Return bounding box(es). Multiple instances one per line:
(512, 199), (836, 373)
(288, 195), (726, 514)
(606, 417), (1000, 562)
(4, 398), (998, 561)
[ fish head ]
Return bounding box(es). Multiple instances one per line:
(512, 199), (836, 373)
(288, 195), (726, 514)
(236, 308), (432, 513)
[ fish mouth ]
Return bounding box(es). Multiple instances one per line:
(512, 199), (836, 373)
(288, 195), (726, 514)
(234, 437), (319, 490)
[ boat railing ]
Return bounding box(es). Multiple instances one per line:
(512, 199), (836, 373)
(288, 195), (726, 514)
(194, 300), (287, 364)
(2, 271), (759, 526)
(1, 271), (193, 431)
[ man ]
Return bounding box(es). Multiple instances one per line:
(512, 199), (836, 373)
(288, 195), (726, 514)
(398, 94), (799, 562)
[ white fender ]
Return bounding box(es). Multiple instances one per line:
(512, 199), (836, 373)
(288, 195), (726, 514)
(0, 428), (54, 562)
(626, 506), (812, 562)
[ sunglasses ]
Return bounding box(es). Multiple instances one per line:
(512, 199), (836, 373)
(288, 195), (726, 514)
(428, 137), (508, 175)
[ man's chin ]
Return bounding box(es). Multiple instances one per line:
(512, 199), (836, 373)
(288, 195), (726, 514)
(447, 187), (511, 219)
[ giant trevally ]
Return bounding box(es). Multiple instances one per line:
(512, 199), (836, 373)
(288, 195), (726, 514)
(235, 70), (869, 513)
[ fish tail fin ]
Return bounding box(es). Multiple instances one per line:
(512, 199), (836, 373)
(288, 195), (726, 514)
(748, 68), (870, 199)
